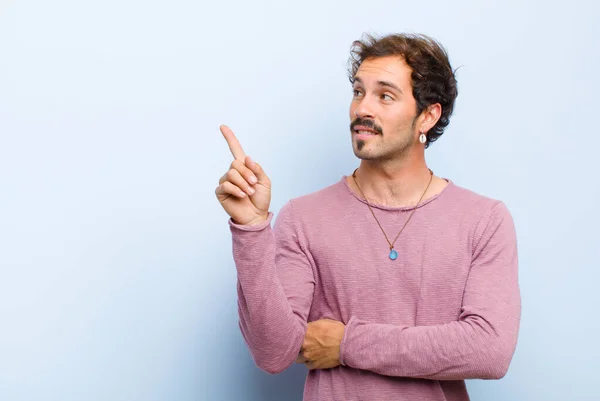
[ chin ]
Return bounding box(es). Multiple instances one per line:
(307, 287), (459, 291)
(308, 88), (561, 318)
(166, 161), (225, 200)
(353, 148), (378, 161)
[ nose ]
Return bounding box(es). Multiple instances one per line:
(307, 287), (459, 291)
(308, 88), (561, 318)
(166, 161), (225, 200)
(354, 96), (375, 120)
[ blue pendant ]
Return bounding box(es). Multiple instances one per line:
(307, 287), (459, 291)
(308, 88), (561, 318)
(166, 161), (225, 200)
(389, 249), (398, 260)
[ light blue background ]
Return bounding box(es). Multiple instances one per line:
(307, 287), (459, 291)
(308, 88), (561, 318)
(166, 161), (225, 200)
(1, 1), (598, 400)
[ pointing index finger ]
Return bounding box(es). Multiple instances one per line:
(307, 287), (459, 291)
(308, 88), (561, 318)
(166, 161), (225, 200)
(220, 125), (247, 160)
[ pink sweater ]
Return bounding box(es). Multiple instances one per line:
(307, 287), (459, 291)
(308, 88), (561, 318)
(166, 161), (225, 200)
(229, 176), (521, 401)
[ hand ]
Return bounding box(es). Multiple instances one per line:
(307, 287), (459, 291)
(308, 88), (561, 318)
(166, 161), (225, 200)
(296, 319), (345, 370)
(215, 125), (272, 225)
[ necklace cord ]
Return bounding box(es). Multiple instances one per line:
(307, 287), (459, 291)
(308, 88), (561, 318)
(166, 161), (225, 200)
(351, 168), (434, 250)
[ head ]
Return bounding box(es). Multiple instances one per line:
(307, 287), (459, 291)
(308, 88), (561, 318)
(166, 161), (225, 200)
(348, 33), (458, 162)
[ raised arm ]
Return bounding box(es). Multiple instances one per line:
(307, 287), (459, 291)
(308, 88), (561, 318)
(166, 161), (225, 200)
(216, 125), (315, 374)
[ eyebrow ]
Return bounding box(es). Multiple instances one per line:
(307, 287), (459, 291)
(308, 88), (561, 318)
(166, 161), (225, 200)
(353, 76), (403, 94)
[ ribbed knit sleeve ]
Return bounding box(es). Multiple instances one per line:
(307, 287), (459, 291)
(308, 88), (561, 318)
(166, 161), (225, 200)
(230, 201), (315, 374)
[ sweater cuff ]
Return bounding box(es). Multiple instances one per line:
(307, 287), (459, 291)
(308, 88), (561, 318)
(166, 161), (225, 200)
(228, 212), (274, 232)
(339, 315), (358, 367)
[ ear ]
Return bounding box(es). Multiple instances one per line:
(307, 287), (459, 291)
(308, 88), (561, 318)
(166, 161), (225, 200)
(418, 103), (442, 134)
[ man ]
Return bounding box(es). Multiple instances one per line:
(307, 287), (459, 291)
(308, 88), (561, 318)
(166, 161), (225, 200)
(215, 33), (520, 401)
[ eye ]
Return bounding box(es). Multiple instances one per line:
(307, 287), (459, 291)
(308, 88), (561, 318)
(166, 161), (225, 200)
(353, 89), (363, 98)
(381, 93), (394, 101)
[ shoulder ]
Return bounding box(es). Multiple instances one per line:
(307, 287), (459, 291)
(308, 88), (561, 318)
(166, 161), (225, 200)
(274, 178), (348, 229)
(446, 181), (503, 211)
(443, 180), (514, 221)
(445, 181), (515, 248)
(285, 178), (348, 213)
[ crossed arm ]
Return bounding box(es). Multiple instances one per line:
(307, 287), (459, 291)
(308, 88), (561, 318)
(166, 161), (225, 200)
(231, 201), (520, 379)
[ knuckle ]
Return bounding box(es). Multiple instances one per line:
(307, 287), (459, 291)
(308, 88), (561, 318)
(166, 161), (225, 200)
(225, 169), (236, 180)
(231, 159), (243, 170)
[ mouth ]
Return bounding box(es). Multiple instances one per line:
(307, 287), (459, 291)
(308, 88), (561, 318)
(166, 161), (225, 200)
(353, 126), (380, 138)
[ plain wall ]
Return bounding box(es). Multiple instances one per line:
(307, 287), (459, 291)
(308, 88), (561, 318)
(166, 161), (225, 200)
(1, 0), (599, 400)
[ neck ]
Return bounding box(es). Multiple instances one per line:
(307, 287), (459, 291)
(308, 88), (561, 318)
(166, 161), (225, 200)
(352, 157), (434, 208)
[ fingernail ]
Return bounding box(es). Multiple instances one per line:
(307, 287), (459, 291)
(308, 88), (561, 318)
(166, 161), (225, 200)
(248, 187), (255, 195)
(249, 176), (257, 184)
(239, 191), (246, 197)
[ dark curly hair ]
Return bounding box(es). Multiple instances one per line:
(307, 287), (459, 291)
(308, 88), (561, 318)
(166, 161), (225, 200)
(348, 33), (458, 148)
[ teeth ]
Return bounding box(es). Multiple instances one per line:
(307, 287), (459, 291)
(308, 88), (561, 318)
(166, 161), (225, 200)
(357, 130), (376, 135)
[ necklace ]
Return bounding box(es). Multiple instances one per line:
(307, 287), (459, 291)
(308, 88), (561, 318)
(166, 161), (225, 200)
(351, 168), (434, 260)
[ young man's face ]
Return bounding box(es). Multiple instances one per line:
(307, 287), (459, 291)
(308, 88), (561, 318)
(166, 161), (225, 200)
(349, 55), (421, 162)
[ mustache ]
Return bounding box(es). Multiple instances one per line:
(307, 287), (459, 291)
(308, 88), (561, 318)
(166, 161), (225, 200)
(350, 118), (383, 135)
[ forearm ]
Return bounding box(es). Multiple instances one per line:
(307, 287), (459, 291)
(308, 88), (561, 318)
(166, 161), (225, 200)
(235, 255), (306, 374)
(340, 311), (520, 380)
(230, 211), (313, 374)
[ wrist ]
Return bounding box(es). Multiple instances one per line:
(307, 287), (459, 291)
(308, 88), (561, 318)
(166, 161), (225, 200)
(231, 213), (270, 227)
(244, 213), (269, 226)
(339, 316), (357, 367)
